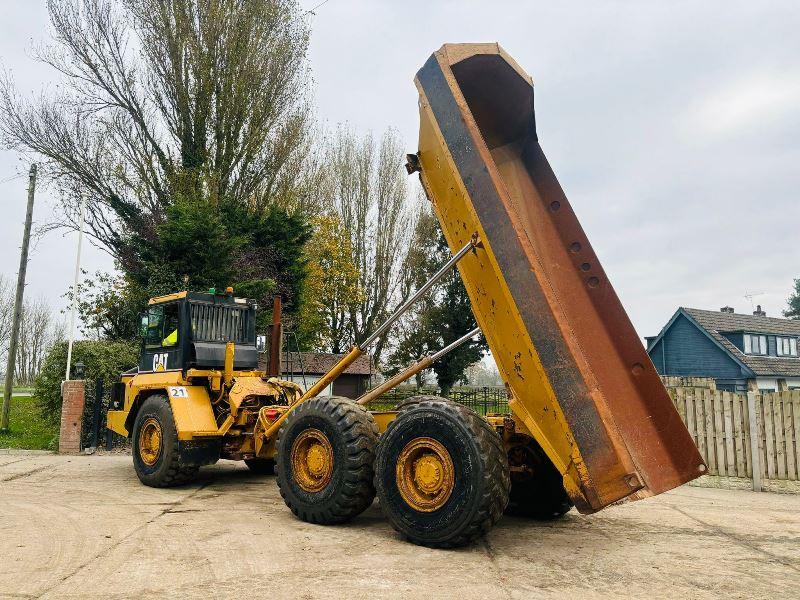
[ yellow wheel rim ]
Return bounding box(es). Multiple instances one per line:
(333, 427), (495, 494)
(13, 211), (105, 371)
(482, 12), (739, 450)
(291, 428), (334, 493)
(138, 417), (163, 467)
(396, 437), (455, 512)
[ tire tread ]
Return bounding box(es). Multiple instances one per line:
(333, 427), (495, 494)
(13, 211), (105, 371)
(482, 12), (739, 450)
(376, 397), (510, 548)
(277, 396), (378, 525)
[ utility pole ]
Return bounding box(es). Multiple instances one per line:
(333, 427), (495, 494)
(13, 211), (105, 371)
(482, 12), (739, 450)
(1, 164), (37, 432)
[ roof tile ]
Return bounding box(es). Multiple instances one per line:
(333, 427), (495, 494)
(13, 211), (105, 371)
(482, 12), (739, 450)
(258, 352), (375, 376)
(683, 308), (800, 377)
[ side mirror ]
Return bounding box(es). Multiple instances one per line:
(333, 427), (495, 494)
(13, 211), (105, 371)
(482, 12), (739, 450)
(256, 335), (267, 353)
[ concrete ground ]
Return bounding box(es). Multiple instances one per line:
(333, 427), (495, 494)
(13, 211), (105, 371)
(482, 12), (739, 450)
(1, 452), (799, 599)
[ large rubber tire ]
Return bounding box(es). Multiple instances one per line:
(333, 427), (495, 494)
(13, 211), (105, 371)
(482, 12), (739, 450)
(393, 394), (441, 412)
(132, 394), (198, 487)
(375, 398), (510, 548)
(276, 396), (378, 525)
(244, 458), (276, 475)
(505, 435), (573, 520)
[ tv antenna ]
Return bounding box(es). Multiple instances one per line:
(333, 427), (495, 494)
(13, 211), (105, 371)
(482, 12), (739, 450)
(744, 291), (764, 310)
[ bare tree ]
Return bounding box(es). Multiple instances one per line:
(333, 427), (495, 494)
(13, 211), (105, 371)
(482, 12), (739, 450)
(0, 275), (14, 371)
(321, 126), (416, 364)
(14, 297), (64, 386)
(0, 0), (313, 267)
(384, 198), (440, 386)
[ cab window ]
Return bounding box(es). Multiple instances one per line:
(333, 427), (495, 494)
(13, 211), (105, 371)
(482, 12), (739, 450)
(143, 304), (180, 348)
(162, 303), (180, 347)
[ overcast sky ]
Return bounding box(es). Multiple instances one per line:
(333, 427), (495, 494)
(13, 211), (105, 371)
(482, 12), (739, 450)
(1, 0), (799, 341)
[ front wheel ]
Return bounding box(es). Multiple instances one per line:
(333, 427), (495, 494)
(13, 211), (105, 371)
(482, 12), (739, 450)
(375, 398), (510, 548)
(132, 394), (198, 487)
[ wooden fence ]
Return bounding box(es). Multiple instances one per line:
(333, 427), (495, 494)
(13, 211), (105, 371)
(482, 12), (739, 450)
(660, 375), (716, 389)
(668, 388), (800, 487)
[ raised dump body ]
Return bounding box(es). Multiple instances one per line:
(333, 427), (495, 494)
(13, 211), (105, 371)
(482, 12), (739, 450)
(414, 43), (704, 513)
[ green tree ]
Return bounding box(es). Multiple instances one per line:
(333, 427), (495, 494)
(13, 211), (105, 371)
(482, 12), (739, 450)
(73, 203), (311, 343)
(786, 279), (800, 319)
(302, 214), (363, 353)
(227, 203), (312, 343)
(69, 272), (145, 340)
(0, 0), (319, 343)
(426, 234), (485, 397)
(34, 340), (138, 423)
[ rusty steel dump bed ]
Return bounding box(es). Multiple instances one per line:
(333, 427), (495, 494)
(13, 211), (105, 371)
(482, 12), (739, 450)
(414, 43), (704, 513)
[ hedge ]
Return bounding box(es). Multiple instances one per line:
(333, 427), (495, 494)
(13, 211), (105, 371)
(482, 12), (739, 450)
(34, 340), (139, 424)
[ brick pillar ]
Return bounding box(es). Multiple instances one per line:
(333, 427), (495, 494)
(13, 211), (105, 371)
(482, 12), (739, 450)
(59, 380), (86, 454)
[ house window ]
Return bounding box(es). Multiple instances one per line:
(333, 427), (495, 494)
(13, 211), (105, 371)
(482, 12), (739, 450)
(743, 334), (767, 355)
(776, 336), (798, 357)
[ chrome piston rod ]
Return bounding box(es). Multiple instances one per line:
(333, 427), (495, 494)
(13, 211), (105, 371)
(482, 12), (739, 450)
(359, 234), (478, 350)
(262, 235), (479, 440)
(356, 326), (481, 406)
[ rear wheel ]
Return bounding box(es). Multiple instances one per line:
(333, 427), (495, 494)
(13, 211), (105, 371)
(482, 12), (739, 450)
(276, 396), (378, 524)
(505, 435), (572, 519)
(132, 394), (198, 487)
(375, 398), (510, 548)
(393, 394), (441, 412)
(244, 458), (275, 475)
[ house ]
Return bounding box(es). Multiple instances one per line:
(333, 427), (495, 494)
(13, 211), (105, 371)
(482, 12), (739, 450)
(258, 351), (374, 399)
(646, 306), (800, 393)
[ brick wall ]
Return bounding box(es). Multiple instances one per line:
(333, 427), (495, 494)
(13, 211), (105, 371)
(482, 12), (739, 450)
(59, 380), (86, 454)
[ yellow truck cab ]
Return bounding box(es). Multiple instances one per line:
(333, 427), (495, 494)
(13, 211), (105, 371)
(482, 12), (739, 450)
(138, 290), (258, 374)
(107, 290), (302, 486)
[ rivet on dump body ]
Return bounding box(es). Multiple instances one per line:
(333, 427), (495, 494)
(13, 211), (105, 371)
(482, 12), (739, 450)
(625, 474), (642, 488)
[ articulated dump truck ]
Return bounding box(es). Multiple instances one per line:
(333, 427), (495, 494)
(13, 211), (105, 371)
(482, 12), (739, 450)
(107, 43), (704, 548)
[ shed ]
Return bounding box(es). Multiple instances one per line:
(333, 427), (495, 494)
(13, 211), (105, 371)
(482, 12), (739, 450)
(259, 352), (374, 399)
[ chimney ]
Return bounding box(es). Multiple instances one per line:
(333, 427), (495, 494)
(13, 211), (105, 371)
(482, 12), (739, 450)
(720, 306), (734, 314)
(753, 304), (766, 317)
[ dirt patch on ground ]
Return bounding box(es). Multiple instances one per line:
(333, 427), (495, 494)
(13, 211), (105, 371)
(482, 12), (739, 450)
(2, 453), (799, 599)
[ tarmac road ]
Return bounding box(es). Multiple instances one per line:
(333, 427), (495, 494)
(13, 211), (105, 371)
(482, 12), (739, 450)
(1, 451), (798, 599)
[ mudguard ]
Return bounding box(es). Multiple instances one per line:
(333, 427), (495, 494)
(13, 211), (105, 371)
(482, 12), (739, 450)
(107, 371), (219, 440)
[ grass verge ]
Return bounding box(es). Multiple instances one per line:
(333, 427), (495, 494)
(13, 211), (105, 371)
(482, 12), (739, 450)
(0, 395), (58, 450)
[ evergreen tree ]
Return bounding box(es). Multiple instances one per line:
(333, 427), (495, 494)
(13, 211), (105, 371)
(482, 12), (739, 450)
(427, 234), (486, 397)
(785, 279), (800, 319)
(74, 203), (312, 344)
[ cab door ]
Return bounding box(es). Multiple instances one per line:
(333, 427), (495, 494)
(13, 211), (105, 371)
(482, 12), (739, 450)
(140, 302), (183, 372)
